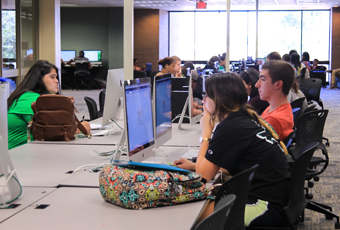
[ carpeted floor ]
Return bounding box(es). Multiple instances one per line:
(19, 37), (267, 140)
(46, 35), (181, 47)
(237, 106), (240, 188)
(61, 88), (340, 229)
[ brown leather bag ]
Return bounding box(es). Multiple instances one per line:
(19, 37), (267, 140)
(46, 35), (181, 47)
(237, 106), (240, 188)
(31, 95), (90, 141)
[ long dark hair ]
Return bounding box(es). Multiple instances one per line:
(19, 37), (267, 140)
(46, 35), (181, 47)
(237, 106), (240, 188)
(7, 60), (59, 110)
(205, 72), (288, 155)
(239, 68), (260, 98)
(290, 53), (301, 70)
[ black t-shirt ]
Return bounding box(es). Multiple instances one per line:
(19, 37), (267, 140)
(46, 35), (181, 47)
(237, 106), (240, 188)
(205, 111), (290, 208)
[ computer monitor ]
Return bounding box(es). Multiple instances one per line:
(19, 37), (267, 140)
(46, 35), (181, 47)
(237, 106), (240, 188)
(0, 81), (21, 207)
(123, 77), (155, 162)
(102, 69), (124, 127)
(83, 50), (102, 62)
(61, 50), (76, 62)
(26, 48), (33, 56)
(153, 74), (172, 149)
(178, 70), (203, 129)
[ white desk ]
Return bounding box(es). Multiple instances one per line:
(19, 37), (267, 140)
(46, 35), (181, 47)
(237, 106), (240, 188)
(9, 144), (116, 187)
(0, 187), (56, 223)
(0, 187), (206, 230)
(59, 146), (198, 188)
(164, 123), (201, 147)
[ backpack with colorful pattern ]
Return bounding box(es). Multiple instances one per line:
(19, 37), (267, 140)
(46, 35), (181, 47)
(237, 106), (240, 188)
(99, 165), (208, 209)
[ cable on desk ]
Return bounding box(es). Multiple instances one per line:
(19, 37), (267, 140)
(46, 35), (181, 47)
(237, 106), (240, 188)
(110, 119), (123, 130)
(0, 170), (22, 209)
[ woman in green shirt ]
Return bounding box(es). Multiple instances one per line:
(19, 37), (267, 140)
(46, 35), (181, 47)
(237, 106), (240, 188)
(7, 60), (59, 149)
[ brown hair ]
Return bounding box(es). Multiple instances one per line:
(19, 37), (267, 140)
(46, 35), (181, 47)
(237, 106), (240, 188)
(208, 56), (220, 66)
(157, 57), (175, 68)
(171, 56), (181, 62)
(267, 51), (282, 61)
(205, 72), (288, 155)
(261, 60), (295, 95)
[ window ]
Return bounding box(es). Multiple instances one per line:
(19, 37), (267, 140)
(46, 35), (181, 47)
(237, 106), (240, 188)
(2, 10), (16, 67)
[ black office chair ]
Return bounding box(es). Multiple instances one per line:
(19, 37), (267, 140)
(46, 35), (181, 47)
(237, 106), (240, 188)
(133, 70), (146, 79)
(290, 97), (306, 126)
(312, 67), (327, 88)
(299, 78), (324, 110)
(215, 165), (258, 230)
(84, 96), (100, 121)
(193, 195), (236, 230)
(247, 142), (319, 230)
(98, 89), (106, 117)
(73, 62), (91, 90)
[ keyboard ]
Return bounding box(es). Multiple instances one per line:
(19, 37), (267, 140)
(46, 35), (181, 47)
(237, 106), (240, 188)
(180, 149), (199, 159)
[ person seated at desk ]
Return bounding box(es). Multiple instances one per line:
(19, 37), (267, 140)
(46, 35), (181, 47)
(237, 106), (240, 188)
(133, 58), (145, 71)
(171, 56), (182, 78)
(239, 68), (269, 115)
(218, 53), (227, 71)
(7, 60), (90, 150)
(255, 60), (294, 141)
(301, 51), (311, 71)
(156, 57), (175, 76)
(203, 56), (220, 70)
(191, 70), (203, 117)
(174, 72), (290, 228)
(66, 50), (92, 71)
(266, 51), (281, 61)
(291, 52), (310, 79)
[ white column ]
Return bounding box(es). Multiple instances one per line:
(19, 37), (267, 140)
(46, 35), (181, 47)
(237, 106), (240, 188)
(124, 0), (134, 80)
(38, 0), (60, 70)
(226, 0), (230, 70)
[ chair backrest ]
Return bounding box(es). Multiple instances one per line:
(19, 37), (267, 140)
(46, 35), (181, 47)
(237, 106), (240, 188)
(133, 70), (146, 79)
(291, 97), (306, 125)
(215, 165), (258, 230)
(194, 195), (236, 230)
(299, 78), (322, 103)
(146, 63), (152, 72)
(99, 90), (106, 113)
(84, 96), (98, 121)
(315, 66), (326, 71)
(293, 110), (328, 159)
(284, 142), (318, 227)
(75, 62), (90, 76)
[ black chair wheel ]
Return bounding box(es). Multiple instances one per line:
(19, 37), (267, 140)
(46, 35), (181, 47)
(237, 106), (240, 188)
(305, 193), (313, 199)
(326, 142), (330, 147)
(335, 222), (340, 229)
(314, 176), (319, 182)
(308, 181), (314, 187)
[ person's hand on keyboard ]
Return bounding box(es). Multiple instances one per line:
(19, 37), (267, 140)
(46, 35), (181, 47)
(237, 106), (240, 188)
(173, 158), (196, 171)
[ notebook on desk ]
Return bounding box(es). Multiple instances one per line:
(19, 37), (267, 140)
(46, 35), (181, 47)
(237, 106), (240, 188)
(113, 161), (190, 173)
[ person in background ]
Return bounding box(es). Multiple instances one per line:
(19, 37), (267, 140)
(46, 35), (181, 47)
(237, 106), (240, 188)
(266, 51), (282, 61)
(203, 56), (220, 70)
(174, 72), (291, 228)
(218, 53), (227, 70)
(156, 57), (176, 76)
(181, 61), (195, 77)
(191, 70), (203, 117)
(239, 68), (269, 115)
(312, 59), (319, 70)
(301, 52), (311, 71)
(289, 50), (297, 56)
(282, 54), (290, 62)
(291, 52), (310, 79)
(171, 56), (182, 77)
(66, 50), (92, 70)
(7, 60), (90, 150)
(255, 60), (294, 141)
(133, 58), (142, 71)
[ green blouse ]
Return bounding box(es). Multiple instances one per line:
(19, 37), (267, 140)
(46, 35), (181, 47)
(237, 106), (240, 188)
(8, 91), (40, 150)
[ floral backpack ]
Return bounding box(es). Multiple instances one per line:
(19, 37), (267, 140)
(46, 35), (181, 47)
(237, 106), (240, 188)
(99, 164), (209, 210)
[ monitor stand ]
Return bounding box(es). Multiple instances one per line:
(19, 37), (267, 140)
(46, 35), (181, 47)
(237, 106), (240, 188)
(177, 96), (189, 130)
(0, 136), (22, 207)
(112, 128), (127, 162)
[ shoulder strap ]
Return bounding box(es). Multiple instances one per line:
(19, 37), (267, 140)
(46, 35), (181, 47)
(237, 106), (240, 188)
(74, 116), (90, 136)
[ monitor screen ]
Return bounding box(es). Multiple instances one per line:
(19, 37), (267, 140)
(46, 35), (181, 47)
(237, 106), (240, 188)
(83, 50), (102, 62)
(26, 49), (33, 56)
(124, 79), (154, 155)
(61, 50), (76, 62)
(154, 74), (172, 147)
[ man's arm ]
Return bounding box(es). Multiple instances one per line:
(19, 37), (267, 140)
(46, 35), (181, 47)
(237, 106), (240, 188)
(88, 62), (93, 69)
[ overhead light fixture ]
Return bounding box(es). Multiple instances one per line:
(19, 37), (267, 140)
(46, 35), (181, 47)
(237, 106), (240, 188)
(296, 0), (320, 4)
(60, 3), (79, 7)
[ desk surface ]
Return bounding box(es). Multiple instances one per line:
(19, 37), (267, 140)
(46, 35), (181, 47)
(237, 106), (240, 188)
(9, 144), (115, 187)
(0, 187), (205, 230)
(0, 187), (56, 223)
